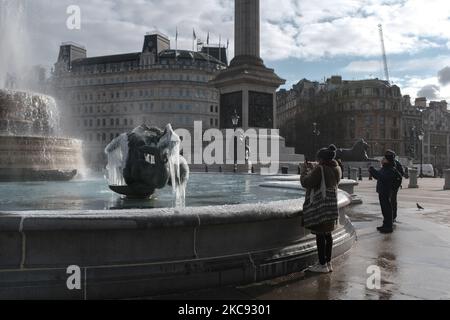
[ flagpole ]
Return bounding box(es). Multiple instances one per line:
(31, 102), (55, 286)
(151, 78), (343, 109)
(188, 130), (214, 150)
(226, 39), (229, 66)
(192, 28), (195, 52)
(207, 31), (210, 68)
(175, 27), (178, 62)
(219, 35), (222, 64)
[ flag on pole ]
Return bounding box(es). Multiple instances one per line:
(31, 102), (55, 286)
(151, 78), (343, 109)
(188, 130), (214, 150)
(193, 28), (197, 51)
(219, 35), (222, 63)
(226, 39), (230, 66)
(175, 27), (179, 60)
(206, 32), (210, 66)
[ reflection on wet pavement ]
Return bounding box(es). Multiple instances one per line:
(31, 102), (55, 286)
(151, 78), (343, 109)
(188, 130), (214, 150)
(150, 179), (450, 300)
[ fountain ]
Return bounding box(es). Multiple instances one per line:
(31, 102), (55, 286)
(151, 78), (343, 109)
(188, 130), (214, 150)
(105, 124), (189, 205)
(0, 89), (83, 181)
(0, 0), (356, 300)
(0, 1), (83, 181)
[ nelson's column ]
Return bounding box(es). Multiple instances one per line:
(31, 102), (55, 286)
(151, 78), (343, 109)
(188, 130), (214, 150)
(212, 0), (286, 130)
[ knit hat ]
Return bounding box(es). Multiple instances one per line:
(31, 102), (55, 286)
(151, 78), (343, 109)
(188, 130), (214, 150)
(317, 144), (337, 161)
(385, 150), (396, 163)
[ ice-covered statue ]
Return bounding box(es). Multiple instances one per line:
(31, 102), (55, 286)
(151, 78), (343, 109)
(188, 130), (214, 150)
(105, 124), (189, 206)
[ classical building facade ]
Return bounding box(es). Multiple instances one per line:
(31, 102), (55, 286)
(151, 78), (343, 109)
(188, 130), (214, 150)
(277, 76), (450, 169)
(52, 33), (226, 168)
(402, 97), (450, 170)
(277, 76), (404, 159)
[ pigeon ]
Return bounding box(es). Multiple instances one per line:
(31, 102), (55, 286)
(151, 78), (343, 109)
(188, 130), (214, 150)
(417, 203), (425, 211)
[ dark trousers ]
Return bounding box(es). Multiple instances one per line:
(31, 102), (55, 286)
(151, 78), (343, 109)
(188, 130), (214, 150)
(316, 233), (333, 265)
(391, 189), (399, 220)
(379, 193), (393, 229)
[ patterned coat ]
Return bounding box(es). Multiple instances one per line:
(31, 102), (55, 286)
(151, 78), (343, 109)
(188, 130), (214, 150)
(300, 161), (342, 234)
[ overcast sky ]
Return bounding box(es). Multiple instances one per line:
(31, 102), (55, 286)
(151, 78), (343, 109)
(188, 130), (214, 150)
(1, 0), (450, 103)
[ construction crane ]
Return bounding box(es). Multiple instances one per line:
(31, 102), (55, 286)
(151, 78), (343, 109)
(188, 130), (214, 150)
(378, 24), (390, 83)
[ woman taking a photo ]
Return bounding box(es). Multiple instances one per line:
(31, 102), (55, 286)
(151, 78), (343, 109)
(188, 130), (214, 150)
(300, 145), (341, 273)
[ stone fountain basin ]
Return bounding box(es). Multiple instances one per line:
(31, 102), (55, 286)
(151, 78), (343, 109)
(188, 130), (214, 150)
(0, 191), (355, 299)
(0, 135), (83, 182)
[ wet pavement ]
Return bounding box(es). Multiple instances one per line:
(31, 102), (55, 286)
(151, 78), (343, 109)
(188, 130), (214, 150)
(152, 178), (450, 300)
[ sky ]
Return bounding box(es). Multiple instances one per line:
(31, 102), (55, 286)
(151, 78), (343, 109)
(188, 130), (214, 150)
(1, 0), (450, 104)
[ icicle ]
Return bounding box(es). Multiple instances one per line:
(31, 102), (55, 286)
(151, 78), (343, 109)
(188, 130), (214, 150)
(104, 133), (129, 186)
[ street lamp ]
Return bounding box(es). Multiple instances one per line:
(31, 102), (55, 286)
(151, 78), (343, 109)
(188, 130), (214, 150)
(312, 122), (321, 157)
(231, 110), (240, 173)
(433, 145), (438, 176)
(418, 130), (424, 178)
(410, 126), (417, 160)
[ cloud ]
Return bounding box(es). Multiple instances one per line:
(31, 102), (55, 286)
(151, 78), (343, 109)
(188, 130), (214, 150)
(343, 55), (450, 75)
(438, 66), (450, 86)
(2, 0), (450, 70)
(417, 84), (440, 100)
(343, 60), (381, 73)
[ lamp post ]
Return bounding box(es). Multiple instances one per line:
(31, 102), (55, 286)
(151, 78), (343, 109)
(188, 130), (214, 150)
(410, 126), (417, 160)
(418, 130), (424, 178)
(417, 107), (426, 178)
(312, 122), (321, 157)
(231, 110), (240, 173)
(433, 145), (438, 176)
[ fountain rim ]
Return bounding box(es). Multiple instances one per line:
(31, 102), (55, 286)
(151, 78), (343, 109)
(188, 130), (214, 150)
(0, 134), (83, 142)
(0, 191), (352, 231)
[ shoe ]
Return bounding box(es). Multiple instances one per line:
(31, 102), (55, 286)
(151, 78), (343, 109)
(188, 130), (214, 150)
(378, 227), (393, 234)
(308, 263), (330, 273)
(393, 219), (397, 223)
(327, 262), (333, 272)
(377, 226), (385, 231)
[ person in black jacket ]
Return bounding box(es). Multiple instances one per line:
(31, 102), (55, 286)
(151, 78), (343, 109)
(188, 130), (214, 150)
(369, 153), (402, 234)
(385, 150), (404, 222)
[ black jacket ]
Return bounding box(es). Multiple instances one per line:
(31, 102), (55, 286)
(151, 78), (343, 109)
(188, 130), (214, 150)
(369, 164), (401, 195)
(394, 160), (405, 178)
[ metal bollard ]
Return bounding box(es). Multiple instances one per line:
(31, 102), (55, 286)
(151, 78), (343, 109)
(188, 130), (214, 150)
(351, 168), (358, 181)
(444, 169), (450, 190)
(347, 166), (351, 179)
(358, 168), (363, 181)
(205, 165), (208, 173)
(408, 168), (418, 188)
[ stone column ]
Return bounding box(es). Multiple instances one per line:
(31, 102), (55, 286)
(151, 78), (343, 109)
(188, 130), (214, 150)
(444, 169), (450, 190)
(235, 0), (260, 58)
(408, 168), (418, 189)
(242, 87), (249, 130)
